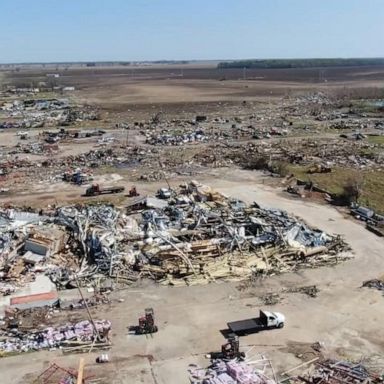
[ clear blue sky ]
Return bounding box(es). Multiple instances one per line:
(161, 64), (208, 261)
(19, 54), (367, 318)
(0, 0), (383, 63)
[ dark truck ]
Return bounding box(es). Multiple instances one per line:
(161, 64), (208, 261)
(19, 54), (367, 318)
(227, 310), (285, 336)
(85, 184), (125, 197)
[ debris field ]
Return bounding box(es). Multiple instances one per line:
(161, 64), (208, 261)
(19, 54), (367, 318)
(0, 63), (384, 384)
(0, 181), (351, 295)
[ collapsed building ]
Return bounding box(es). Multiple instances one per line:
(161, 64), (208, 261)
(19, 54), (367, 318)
(0, 182), (351, 293)
(0, 98), (100, 128)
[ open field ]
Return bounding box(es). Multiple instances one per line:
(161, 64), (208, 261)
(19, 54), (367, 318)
(0, 63), (384, 383)
(5, 63), (384, 82)
(2, 64), (384, 111)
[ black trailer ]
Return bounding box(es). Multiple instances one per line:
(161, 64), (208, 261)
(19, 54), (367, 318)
(227, 318), (265, 335)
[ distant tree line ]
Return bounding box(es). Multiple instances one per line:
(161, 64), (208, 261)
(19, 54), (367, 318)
(217, 58), (384, 69)
(151, 60), (189, 64)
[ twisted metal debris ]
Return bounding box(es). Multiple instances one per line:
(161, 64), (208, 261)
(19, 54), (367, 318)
(0, 182), (351, 290)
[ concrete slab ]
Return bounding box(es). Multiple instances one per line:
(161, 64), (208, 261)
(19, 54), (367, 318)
(0, 274), (56, 315)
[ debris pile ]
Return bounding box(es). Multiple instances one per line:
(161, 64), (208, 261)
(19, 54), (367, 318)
(0, 319), (111, 354)
(189, 352), (382, 384)
(293, 359), (380, 384)
(146, 129), (208, 145)
(127, 182), (350, 286)
(189, 354), (276, 384)
(284, 285), (319, 298)
(362, 279), (384, 293)
(0, 98), (100, 128)
(224, 139), (383, 170)
(0, 182), (351, 290)
(50, 204), (139, 287)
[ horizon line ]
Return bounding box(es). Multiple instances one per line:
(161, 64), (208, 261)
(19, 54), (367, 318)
(1, 56), (384, 66)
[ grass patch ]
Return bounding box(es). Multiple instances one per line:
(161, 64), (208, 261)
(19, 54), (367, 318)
(287, 165), (384, 214)
(367, 135), (384, 145)
(351, 100), (384, 114)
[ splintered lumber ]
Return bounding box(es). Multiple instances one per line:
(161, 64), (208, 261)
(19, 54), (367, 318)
(62, 342), (111, 354)
(281, 357), (319, 376)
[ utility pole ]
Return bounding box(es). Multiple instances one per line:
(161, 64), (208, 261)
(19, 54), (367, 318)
(74, 274), (100, 341)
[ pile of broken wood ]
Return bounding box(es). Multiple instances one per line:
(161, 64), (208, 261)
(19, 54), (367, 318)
(0, 181), (353, 291)
(291, 359), (382, 384)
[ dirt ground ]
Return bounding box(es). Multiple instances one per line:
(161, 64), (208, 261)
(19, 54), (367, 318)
(0, 170), (383, 383)
(4, 63), (384, 117)
(75, 78), (384, 108)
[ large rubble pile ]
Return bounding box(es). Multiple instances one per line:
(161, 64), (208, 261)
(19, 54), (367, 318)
(0, 182), (351, 291)
(125, 182), (349, 286)
(0, 98), (100, 128)
(141, 113), (291, 147)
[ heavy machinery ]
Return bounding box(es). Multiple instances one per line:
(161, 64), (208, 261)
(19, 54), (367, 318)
(85, 184), (125, 196)
(129, 308), (158, 335)
(128, 185), (140, 197)
(209, 334), (245, 360)
(63, 170), (90, 185)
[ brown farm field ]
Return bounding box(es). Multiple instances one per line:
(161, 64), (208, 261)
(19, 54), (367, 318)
(3, 63), (384, 111)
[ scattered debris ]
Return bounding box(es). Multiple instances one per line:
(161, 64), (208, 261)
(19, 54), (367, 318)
(362, 278), (384, 293)
(291, 358), (381, 384)
(189, 356), (276, 384)
(284, 285), (319, 298)
(259, 293), (281, 306)
(0, 319), (111, 355)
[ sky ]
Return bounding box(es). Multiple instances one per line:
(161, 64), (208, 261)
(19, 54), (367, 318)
(0, 0), (383, 63)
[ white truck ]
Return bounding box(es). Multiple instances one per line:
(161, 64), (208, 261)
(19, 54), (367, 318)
(227, 310), (285, 335)
(156, 187), (172, 199)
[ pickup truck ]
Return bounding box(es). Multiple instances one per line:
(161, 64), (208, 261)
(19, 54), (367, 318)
(227, 310), (285, 335)
(156, 188), (171, 199)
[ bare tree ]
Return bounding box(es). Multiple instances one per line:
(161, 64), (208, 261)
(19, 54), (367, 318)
(342, 177), (363, 204)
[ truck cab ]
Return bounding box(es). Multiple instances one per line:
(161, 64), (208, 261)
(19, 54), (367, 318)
(261, 310), (285, 328)
(86, 184), (99, 196)
(157, 188), (171, 199)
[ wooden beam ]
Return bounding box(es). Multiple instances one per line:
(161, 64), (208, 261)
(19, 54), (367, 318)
(281, 357), (319, 376)
(76, 357), (85, 384)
